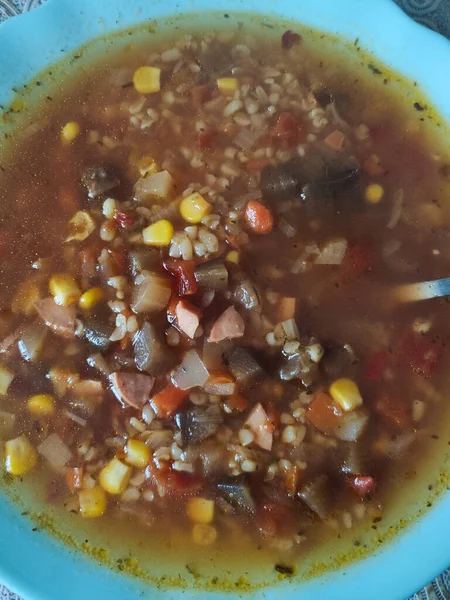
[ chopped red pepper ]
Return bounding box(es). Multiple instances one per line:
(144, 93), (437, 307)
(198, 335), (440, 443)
(348, 475), (375, 498)
(340, 242), (374, 282)
(246, 158), (269, 172)
(281, 30), (302, 50)
(164, 259), (198, 296)
(114, 210), (135, 230)
(257, 503), (296, 538)
(271, 112), (303, 147)
(147, 462), (203, 498)
(364, 350), (389, 382)
(198, 129), (217, 150)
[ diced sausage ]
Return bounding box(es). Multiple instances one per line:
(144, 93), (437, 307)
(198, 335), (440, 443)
(175, 300), (201, 339)
(209, 306), (245, 343)
(35, 298), (76, 338)
(109, 372), (155, 409)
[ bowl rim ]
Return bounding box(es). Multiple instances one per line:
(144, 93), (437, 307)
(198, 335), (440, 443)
(0, 1), (450, 599)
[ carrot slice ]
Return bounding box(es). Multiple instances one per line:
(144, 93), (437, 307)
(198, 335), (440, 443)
(307, 390), (341, 435)
(150, 383), (189, 418)
(245, 200), (274, 235)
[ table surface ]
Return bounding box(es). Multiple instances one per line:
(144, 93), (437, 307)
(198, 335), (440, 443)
(0, 0), (449, 598)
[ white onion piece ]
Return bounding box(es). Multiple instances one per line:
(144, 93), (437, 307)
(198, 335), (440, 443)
(64, 410), (87, 427)
(234, 128), (260, 151)
(315, 239), (348, 265)
(335, 410), (369, 442)
(38, 433), (73, 471)
(172, 350), (209, 390)
(387, 189), (404, 229)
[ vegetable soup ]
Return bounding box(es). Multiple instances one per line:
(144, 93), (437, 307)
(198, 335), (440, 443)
(1, 16), (450, 583)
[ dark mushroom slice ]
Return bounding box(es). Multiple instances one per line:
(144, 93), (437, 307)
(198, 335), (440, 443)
(175, 405), (223, 446)
(83, 319), (114, 352)
(133, 321), (175, 376)
(216, 476), (256, 516)
(81, 164), (119, 199)
(298, 474), (331, 519)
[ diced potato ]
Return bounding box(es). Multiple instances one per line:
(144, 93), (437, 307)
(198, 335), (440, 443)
(0, 365), (14, 395)
(49, 274), (81, 306)
(133, 66), (161, 94)
(61, 121), (80, 143)
(187, 497), (215, 524)
(65, 211), (96, 242)
(125, 439), (151, 468)
(134, 170), (174, 202)
(192, 523), (217, 545)
(180, 193), (212, 224)
(5, 435), (37, 476)
(99, 457), (132, 495)
(217, 77), (239, 95)
(142, 220), (174, 247)
(79, 486), (107, 517)
(27, 394), (55, 417)
(79, 287), (104, 311)
(329, 378), (363, 412)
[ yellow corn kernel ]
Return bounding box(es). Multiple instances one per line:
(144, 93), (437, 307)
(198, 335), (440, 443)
(66, 210), (96, 242)
(329, 378), (363, 412)
(11, 279), (41, 315)
(133, 66), (161, 94)
(99, 457), (132, 495)
(365, 183), (384, 204)
(125, 439), (151, 468)
(142, 219), (174, 246)
(5, 435), (37, 476)
(192, 523), (217, 546)
(49, 273), (81, 306)
(217, 77), (239, 95)
(0, 365), (14, 395)
(79, 287), (104, 311)
(27, 394), (55, 417)
(225, 250), (240, 265)
(180, 193), (212, 224)
(61, 121), (80, 143)
(79, 486), (107, 517)
(187, 497), (215, 524)
(137, 155), (159, 177)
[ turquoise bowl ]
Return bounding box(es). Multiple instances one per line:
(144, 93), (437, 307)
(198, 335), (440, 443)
(1, 1), (450, 598)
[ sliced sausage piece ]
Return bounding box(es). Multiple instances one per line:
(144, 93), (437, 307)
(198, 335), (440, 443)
(209, 306), (245, 343)
(175, 300), (201, 339)
(109, 372), (155, 409)
(35, 298), (76, 338)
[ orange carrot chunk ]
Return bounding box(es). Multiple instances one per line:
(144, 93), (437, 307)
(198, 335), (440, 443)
(245, 200), (274, 235)
(150, 383), (189, 418)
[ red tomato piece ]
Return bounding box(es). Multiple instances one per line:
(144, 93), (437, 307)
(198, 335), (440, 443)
(340, 242), (373, 282)
(198, 129), (217, 150)
(375, 394), (411, 429)
(148, 462), (203, 499)
(271, 112), (303, 147)
(307, 390), (341, 435)
(257, 503), (296, 538)
(114, 210), (135, 229)
(349, 475), (375, 498)
(164, 259), (198, 296)
(399, 331), (443, 378)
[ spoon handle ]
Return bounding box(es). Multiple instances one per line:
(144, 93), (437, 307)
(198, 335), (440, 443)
(393, 277), (450, 302)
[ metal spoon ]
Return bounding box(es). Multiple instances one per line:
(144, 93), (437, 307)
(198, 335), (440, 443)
(393, 277), (450, 302)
